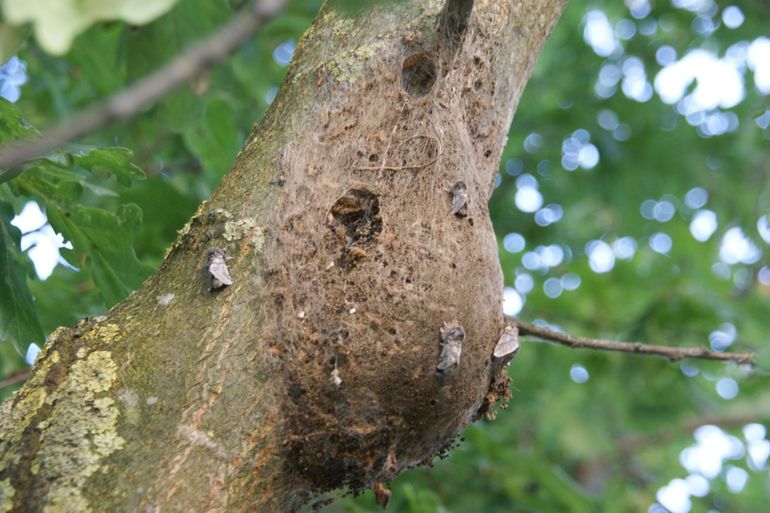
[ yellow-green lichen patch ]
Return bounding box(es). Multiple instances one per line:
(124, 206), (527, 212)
(33, 351), (125, 513)
(0, 396), (13, 433)
(326, 42), (383, 83)
(332, 17), (354, 38)
(0, 478), (14, 513)
(212, 208), (233, 220)
(223, 217), (254, 242)
(0, 349), (59, 471)
(251, 225), (265, 252)
(224, 218), (264, 250)
(86, 323), (121, 346)
(0, 387), (47, 442)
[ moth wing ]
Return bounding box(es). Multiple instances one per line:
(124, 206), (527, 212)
(493, 328), (519, 359)
(437, 341), (462, 371)
(451, 192), (468, 215)
(209, 259), (233, 286)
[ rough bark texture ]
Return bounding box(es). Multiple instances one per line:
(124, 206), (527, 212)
(0, 1), (566, 511)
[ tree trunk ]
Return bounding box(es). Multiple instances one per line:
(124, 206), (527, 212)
(0, 1), (566, 511)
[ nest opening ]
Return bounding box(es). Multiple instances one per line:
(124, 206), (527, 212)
(327, 188), (383, 268)
(402, 52), (437, 96)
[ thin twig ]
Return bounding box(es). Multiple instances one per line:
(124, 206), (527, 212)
(510, 318), (755, 365)
(0, 0), (286, 177)
(619, 412), (770, 452)
(0, 370), (29, 390)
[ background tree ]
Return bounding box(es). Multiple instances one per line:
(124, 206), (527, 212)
(0, 0), (768, 512)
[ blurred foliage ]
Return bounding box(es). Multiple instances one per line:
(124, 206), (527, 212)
(0, 0), (178, 55)
(0, 0), (769, 512)
(0, 200), (43, 373)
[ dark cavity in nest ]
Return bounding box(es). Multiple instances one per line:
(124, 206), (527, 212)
(402, 52), (437, 97)
(328, 188), (383, 268)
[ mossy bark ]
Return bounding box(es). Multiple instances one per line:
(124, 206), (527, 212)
(0, 1), (566, 511)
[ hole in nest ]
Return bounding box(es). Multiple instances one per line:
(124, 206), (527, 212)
(328, 189), (383, 268)
(402, 52), (437, 97)
(369, 154), (379, 163)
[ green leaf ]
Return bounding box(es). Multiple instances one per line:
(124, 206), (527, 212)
(124, 0), (230, 79)
(55, 180), (84, 202)
(0, 99), (38, 184)
(28, 265), (103, 334)
(67, 23), (126, 95)
(45, 202), (150, 306)
(1, 0), (178, 55)
(0, 98), (35, 143)
(0, 101), (151, 307)
(0, 22), (27, 62)
(0, 201), (44, 353)
(182, 97), (242, 185)
(72, 147), (146, 185)
(117, 174), (198, 263)
(122, 0), (232, 130)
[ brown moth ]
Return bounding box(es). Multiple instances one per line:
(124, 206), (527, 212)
(437, 321), (465, 373)
(450, 180), (468, 217)
(206, 247), (233, 291)
(493, 325), (519, 365)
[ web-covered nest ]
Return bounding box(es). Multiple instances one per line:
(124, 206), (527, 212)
(257, 11), (512, 496)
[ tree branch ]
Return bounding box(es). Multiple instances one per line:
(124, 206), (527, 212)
(619, 412), (770, 452)
(0, 370), (29, 390)
(0, 0), (286, 179)
(511, 318), (755, 365)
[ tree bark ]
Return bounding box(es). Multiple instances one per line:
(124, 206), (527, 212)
(0, 1), (566, 511)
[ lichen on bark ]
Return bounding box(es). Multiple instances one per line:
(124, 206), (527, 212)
(0, 479), (14, 513)
(33, 351), (124, 513)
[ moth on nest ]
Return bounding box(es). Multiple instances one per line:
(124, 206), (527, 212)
(449, 181), (468, 217)
(437, 321), (465, 373)
(493, 325), (519, 365)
